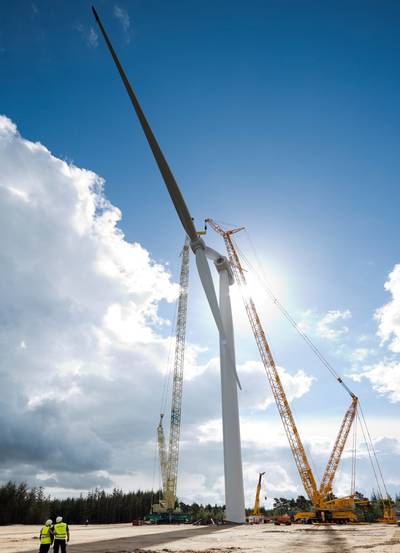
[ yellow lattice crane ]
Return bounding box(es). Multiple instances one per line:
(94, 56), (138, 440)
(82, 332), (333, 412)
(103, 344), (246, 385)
(207, 219), (361, 523)
(151, 239), (191, 523)
(252, 472), (265, 517)
(247, 471), (266, 524)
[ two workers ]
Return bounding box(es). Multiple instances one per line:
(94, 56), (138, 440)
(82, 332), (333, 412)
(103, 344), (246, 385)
(39, 516), (70, 552)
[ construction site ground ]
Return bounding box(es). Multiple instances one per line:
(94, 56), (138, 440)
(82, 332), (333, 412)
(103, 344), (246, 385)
(2, 522), (400, 553)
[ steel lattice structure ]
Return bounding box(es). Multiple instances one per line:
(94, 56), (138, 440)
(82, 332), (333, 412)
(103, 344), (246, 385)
(160, 238), (190, 510)
(319, 396), (358, 496)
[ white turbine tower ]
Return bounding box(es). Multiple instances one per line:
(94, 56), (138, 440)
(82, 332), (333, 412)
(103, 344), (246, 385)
(93, 6), (245, 523)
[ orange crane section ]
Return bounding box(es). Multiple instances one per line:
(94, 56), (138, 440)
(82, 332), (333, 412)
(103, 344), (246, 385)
(252, 472), (265, 517)
(319, 396), (358, 497)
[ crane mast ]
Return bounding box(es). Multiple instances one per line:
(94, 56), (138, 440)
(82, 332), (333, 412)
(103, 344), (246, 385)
(207, 219), (358, 519)
(157, 414), (168, 503)
(319, 396), (358, 496)
(158, 237), (190, 511)
(252, 472), (265, 516)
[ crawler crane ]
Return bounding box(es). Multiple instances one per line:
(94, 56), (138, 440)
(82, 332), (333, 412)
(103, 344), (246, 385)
(248, 472), (265, 523)
(207, 219), (361, 523)
(149, 238), (191, 523)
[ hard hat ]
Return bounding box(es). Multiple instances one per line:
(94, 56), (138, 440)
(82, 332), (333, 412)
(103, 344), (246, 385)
(46, 519), (53, 526)
(56, 516), (63, 523)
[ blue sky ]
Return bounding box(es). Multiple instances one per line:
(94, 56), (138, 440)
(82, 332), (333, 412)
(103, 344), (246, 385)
(0, 0), (399, 504)
(2, 1), (399, 309)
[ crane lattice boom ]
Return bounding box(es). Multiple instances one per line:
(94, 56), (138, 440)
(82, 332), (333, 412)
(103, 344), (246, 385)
(319, 396), (358, 496)
(252, 472), (265, 516)
(157, 413), (168, 502)
(158, 238), (190, 511)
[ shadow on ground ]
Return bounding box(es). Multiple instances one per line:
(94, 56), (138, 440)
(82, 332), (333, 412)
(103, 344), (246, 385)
(322, 525), (351, 553)
(26, 525), (230, 553)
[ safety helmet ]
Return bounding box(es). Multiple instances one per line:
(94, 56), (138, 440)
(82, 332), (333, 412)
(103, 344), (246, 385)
(56, 516), (63, 523)
(46, 519), (53, 526)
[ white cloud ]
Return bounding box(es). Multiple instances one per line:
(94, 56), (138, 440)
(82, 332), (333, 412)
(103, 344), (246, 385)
(238, 361), (315, 410)
(299, 308), (352, 341)
(349, 264), (400, 403)
(0, 114), (179, 490)
(316, 309), (351, 339)
(114, 5), (131, 33)
(74, 24), (99, 49)
(350, 347), (371, 363)
(88, 27), (98, 48)
(375, 264), (400, 353)
(0, 114), (16, 136)
(351, 360), (400, 403)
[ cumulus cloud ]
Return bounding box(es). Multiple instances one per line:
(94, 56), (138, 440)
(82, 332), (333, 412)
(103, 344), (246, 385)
(299, 308), (352, 341)
(87, 27), (98, 48)
(74, 24), (99, 49)
(375, 264), (400, 353)
(316, 309), (351, 339)
(349, 264), (400, 403)
(238, 361), (315, 410)
(351, 360), (400, 403)
(350, 348), (371, 363)
(0, 114), (178, 492)
(114, 5), (131, 35)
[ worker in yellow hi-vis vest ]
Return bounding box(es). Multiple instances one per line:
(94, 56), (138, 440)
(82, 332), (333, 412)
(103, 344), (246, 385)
(38, 519), (53, 552)
(53, 516), (70, 553)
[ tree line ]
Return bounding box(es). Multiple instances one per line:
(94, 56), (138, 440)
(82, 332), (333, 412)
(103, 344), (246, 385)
(0, 481), (399, 525)
(0, 482), (157, 525)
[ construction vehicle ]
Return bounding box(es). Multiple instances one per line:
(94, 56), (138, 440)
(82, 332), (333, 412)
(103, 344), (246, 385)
(274, 514), (292, 526)
(207, 219), (365, 523)
(248, 472), (265, 524)
(146, 239), (191, 524)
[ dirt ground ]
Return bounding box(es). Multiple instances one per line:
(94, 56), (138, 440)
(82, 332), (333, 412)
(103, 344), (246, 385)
(1, 522), (399, 553)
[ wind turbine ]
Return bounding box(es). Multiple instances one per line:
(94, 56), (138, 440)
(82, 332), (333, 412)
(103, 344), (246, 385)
(92, 6), (245, 523)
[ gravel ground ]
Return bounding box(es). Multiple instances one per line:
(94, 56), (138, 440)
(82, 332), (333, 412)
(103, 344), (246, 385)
(1, 522), (399, 553)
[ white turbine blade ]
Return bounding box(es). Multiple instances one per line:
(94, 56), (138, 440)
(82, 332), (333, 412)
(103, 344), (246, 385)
(195, 248), (242, 390)
(195, 247), (225, 336)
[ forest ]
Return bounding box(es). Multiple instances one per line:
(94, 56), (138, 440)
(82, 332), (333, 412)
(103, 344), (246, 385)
(0, 481), (398, 525)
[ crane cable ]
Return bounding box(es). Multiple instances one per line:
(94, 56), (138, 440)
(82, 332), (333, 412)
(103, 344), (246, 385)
(350, 415), (357, 496)
(150, 429), (159, 512)
(357, 401), (390, 502)
(160, 288), (179, 416)
(233, 231), (355, 398)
